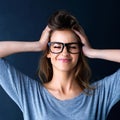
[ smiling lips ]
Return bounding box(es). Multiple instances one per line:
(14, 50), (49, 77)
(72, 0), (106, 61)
(58, 58), (71, 63)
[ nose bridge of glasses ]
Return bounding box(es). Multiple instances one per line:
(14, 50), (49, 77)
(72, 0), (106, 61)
(62, 43), (70, 53)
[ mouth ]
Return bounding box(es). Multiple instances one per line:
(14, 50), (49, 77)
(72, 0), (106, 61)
(58, 58), (71, 63)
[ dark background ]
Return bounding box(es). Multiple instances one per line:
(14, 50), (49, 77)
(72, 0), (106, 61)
(0, 0), (120, 119)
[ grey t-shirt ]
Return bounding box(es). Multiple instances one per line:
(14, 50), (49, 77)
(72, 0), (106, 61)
(0, 58), (120, 120)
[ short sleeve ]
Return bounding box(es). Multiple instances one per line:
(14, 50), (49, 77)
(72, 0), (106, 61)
(97, 69), (120, 112)
(0, 58), (38, 111)
(108, 69), (120, 104)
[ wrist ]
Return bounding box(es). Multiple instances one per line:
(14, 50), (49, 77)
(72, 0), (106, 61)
(87, 49), (104, 59)
(24, 41), (42, 52)
(82, 47), (97, 58)
(87, 49), (99, 59)
(33, 41), (43, 52)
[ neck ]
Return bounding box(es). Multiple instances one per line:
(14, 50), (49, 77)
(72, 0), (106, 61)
(44, 70), (82, 100)
(49, 70), (78, 93)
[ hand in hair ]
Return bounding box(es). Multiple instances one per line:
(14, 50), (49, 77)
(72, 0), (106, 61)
(39, 26), (51, 51)
(74, 30), (94, 58)
(74, 30), (120, 62)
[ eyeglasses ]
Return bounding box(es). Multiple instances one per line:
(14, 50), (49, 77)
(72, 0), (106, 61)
(48, 42), (82, 54)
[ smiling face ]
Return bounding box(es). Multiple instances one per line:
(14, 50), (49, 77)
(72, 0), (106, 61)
(47, 30), (81, 73)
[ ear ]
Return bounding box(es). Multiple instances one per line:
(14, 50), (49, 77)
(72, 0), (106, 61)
(47, 53), (51, 58)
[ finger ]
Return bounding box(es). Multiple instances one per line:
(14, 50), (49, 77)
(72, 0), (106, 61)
(44, 25), (51, 32)
(73, 30), (91, 48)
(73, 30), (87, 44)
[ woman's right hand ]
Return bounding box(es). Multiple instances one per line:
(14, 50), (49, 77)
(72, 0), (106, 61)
(0, 26), (51, 58)
(38, 26), (51, 51)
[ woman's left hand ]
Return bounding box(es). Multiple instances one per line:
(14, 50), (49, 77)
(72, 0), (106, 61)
(74, 30), (94, 58)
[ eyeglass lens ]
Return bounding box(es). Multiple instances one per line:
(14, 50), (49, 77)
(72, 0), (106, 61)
(48, 42), (81, 54)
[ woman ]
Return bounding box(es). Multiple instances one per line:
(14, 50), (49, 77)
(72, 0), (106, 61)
(0, 10), (120, 120)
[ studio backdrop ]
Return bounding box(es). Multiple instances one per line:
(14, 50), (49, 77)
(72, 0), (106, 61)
(0, 0), (120, 120)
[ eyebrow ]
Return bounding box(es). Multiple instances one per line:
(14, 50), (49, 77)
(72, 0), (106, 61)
(49, 41), (80, 43)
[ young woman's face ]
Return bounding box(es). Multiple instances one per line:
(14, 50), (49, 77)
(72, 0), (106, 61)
(47, 30), (81, 73)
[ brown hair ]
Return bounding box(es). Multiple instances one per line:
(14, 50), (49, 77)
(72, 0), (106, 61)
(38, 10), (93, 92)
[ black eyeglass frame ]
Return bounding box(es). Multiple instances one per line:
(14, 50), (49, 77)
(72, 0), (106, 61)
(48, 42), (83, 54)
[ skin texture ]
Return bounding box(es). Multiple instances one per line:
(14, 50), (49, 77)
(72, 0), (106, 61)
(45, 30), (82, 100)
(47, 30), (79, 73)
(0, 26), (120, 100)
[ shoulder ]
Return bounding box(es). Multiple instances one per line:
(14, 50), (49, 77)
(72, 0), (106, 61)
(92, 68), (120, 86)
(90, 68), (120, 96)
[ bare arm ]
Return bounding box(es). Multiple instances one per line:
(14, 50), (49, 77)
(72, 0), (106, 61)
(0, 41), (41, 58)
(84, 48), (120, 63)
(0, 26), (50, 58)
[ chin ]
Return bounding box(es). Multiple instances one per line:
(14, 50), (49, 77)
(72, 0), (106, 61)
(57, 67), (75, 73)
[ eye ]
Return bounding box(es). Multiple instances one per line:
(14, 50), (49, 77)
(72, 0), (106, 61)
(53, 44), (61, 48)
(51, 43), (62, 49)
(69, 44), (78, 49)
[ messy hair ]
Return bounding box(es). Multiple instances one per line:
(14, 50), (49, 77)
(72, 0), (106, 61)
(38, 10), (93, 93)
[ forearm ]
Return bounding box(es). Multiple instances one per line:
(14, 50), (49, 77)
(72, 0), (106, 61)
(0, 41), (41, 58)
(89, 49), (120, 63)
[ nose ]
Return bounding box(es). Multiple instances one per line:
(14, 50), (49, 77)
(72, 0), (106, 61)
(61, 46), (69, 56)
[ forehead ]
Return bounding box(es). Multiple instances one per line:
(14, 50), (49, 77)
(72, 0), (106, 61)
(50, 30), (78, 43)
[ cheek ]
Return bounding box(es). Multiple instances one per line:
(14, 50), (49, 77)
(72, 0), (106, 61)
(73, 54), (80, 65)
(74, 54), (79, 61)
(47, 51), (51, 58)
(47, 53), (58, 63)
